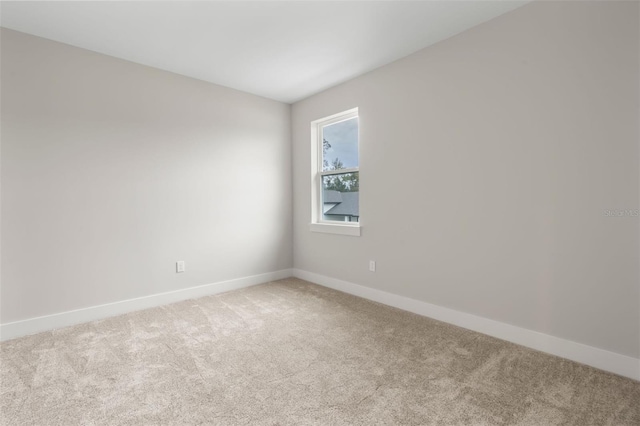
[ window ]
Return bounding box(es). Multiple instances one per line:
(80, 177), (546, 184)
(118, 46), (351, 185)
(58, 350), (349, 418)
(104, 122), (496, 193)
(310, 108), (360, 236)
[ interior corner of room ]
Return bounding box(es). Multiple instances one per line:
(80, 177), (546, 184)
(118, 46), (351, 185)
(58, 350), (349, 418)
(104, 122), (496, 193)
(1, 0), (638, 395)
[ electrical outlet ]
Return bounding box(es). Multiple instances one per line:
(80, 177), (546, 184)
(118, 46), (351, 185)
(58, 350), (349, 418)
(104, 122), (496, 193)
(369, 260), (376, 272)
(176, 261), (185, 273)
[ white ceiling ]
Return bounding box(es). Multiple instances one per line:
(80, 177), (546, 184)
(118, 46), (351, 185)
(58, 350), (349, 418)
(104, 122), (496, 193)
(0, 1), (529, 103)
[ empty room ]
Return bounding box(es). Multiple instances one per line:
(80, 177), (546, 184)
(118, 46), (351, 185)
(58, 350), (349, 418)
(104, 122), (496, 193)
(1, 1), (639, 424)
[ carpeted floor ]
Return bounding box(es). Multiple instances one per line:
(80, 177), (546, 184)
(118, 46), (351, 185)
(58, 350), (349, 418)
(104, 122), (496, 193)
(1, 278), (639, 425)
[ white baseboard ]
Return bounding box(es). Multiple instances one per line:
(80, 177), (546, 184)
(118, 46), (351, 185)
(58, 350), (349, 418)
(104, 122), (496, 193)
(292, 269), (640, 381)
(0, 269), (293, 342)
(4, 267), (638, 381)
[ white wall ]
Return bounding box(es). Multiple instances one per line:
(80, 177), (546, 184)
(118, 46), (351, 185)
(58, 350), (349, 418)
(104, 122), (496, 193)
(292, 1), (639, 359)
(1, 29), (292, 324)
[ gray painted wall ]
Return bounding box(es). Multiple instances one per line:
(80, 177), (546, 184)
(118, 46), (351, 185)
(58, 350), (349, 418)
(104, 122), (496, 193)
(1, 29), (292, 323)
(292, 1), (640, 358)
(2, 1), (638, 361)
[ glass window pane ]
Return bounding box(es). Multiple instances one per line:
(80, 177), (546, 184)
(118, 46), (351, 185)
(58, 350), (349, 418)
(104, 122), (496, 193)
(321, 117), (358, 172)
(322, 172), (359, 223)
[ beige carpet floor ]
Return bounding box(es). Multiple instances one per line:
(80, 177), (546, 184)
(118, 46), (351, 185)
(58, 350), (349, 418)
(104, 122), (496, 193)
(1, 278), (639, 425)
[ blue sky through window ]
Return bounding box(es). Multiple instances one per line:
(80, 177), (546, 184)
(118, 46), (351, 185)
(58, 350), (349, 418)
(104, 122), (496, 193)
(322, 117), (358, 169)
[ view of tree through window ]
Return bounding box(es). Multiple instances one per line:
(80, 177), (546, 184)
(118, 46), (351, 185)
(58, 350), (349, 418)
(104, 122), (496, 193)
(320, 116), (359, 223)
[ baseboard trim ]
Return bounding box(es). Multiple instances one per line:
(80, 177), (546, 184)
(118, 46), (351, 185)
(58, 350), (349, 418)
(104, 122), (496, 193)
(0, 269), (293, 342)
(292, 269), (640, 381)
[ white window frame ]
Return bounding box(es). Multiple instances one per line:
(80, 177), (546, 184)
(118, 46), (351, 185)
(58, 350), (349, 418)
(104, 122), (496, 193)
(310, 108), (361, 237)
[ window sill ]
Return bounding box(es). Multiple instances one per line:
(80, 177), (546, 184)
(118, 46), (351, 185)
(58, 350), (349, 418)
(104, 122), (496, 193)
(310, 222), (361, 237)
